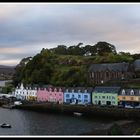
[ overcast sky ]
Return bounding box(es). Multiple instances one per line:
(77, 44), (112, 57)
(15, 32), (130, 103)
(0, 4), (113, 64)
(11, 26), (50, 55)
(0, 3), (140, 66)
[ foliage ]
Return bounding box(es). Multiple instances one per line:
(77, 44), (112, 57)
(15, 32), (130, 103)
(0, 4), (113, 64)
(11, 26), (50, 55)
(134, 128), (140, 135)
(107, 123), (123, 135)
(12, 41), (136, 87)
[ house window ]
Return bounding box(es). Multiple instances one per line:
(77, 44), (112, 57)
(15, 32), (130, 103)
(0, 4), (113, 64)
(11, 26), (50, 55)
(95, 96), (98, 99)
(102, 96), (105, 99)
(122, 97), (125, 100)
(84, 95), (88, 98)
(78, 90), (81, 93)
(130, 90), (134, 95)
(95, 100), (97, 104)
(112, 101), (115, 105)
(84, 99), (88, 103)
(112, 96), (115, 100)
(122, 89), (125, 95)
(78, 95), (81, 98)
(102, 101), (105, 104)
(78, 100), (82, 102)
(66, 99), (70, 103)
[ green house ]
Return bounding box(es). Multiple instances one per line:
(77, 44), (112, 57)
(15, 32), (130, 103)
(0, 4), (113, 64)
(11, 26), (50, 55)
(92, 86), (121, 106)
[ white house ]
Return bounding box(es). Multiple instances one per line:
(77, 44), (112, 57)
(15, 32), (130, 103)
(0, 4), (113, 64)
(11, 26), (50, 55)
(14, 83), (37, 101)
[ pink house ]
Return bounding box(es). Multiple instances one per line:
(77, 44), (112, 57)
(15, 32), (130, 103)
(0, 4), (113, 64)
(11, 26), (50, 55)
(37, 87), (64, 104)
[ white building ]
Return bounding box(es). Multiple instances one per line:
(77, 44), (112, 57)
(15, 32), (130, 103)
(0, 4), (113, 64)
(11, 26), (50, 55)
(14, 83), (37, 101)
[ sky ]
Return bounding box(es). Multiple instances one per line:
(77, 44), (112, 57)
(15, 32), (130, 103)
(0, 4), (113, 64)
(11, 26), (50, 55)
(0, 3), (140, 66)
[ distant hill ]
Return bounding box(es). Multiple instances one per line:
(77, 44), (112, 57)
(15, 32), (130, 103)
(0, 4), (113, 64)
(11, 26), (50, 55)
(0, 65), (15, 80)
(0, 65), (15, 69)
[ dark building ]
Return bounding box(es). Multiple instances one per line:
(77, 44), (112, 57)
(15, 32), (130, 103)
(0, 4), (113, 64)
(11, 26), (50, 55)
(88, 62), (133, 84)
(133, 59), (140, 77)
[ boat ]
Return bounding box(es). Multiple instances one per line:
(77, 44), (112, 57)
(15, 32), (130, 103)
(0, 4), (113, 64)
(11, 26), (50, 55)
(2, 105), (15, 109)
(0, 123), (11, 128)
(73, 112), (83, 116)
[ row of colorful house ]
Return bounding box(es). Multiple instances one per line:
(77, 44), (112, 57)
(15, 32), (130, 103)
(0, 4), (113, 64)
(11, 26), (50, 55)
(13, 83), (140, 107)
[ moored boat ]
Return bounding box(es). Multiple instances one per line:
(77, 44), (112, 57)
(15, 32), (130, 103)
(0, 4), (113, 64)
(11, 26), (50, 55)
(0, 123), (11, 128)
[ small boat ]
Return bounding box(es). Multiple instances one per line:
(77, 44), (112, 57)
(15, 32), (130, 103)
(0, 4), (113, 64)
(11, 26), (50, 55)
(0, 123), (11, 128)
(73, 112), (83, 116)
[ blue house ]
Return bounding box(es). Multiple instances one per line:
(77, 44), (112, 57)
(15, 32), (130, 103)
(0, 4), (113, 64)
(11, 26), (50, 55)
(64, 87), (93, 105)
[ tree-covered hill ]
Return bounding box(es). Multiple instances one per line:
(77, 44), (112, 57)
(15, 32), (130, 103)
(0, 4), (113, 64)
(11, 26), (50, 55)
(12, 41), (136, 87)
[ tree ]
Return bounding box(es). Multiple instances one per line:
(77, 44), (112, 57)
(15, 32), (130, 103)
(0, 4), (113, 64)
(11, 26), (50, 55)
(93, 41), (117, 55)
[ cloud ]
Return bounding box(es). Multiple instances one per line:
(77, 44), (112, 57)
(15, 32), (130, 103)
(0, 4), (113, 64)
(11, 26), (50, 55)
(0, 3), (139, 65)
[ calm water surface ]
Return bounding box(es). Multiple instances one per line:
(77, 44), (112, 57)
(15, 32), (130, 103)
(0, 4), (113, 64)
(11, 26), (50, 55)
(0, 108), (115, 135)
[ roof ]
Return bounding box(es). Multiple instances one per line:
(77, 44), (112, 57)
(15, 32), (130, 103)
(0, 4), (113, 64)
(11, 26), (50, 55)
(133, 59), (140, 71)
(64, 87), (93, 93)
(88, 62), (130, 72)
(93, 86), (121, 94)
(119, 89), (140, 96)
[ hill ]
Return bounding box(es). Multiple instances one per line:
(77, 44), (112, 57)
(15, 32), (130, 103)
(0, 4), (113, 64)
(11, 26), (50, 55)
(12, 41), (138, 87)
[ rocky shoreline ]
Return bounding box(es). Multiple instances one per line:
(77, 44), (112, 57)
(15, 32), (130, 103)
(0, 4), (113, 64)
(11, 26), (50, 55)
(81, 120), (140, 135)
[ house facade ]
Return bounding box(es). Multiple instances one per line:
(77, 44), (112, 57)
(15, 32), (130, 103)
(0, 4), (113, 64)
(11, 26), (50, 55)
(14, 83), (37, 101)
(88, 63), (133, 84)
(37, 87), (64, 104)
(92, 86), (121, 106)
(118, 89), (140, 107)
(64, 87), (92, 105)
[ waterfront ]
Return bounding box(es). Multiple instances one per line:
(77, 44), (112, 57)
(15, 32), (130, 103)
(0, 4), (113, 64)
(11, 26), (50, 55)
(0, 107), (115, 135)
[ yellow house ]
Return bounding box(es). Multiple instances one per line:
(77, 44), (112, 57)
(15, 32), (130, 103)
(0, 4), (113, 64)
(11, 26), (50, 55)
(118, 89), (140, 106)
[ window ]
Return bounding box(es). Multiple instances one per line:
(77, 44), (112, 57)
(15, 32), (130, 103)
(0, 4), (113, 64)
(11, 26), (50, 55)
(66, 99), (70, 103)
(66, 94), (70, 98)
(112, 96), (115, 100)
(84, 99), (88, 103)
(84, 95), (88, 98)
(102, 96), (105, 99)
(122, 89), (125, 95)
(130, 90), (134, 95)
(102, 101), (105, 104)
(78, 95), (81, 98)
(112, 101), (115, 105)
(78, 90), (81, 93)
(95, 96), (98, 99)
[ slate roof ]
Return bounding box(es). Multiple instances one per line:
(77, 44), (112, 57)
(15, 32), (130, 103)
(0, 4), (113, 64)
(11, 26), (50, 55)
(133, 59), (140, 71)
(119, 89), (140, 96)
(93, 86), (121, 94)
(88, 62), (130, 72)
(64, 87), (93, 93)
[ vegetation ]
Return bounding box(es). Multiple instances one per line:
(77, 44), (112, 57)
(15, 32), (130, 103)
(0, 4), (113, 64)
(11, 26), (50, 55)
(134, 128), (140, 135)
(107, 123), (123, 135)
(13, 41), (138, 87)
